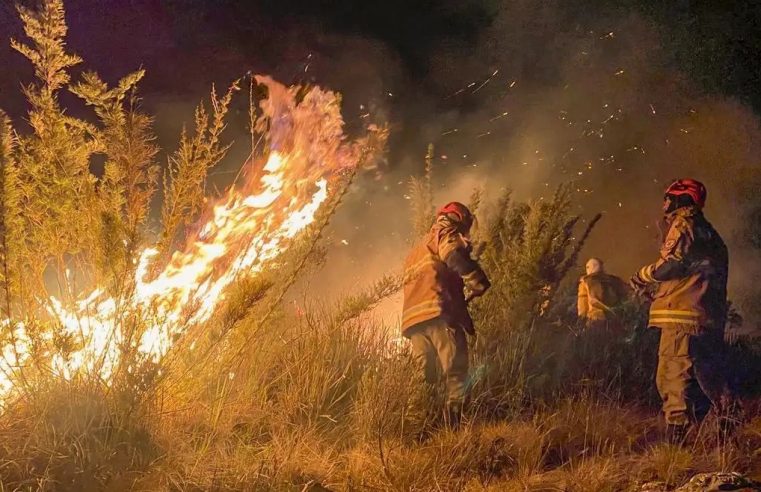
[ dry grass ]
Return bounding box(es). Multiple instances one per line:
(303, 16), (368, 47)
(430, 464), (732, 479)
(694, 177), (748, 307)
(1, 342), (760, 490)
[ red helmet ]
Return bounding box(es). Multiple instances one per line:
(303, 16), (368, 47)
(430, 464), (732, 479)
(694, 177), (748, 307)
(664, 178), (707, 209)
(437, 201), (473, 230)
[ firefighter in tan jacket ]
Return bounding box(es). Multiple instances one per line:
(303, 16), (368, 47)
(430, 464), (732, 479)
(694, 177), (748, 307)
(402, 202), (490, 428)
(577, 258), (629, 329)
(630, 179), (736, 443)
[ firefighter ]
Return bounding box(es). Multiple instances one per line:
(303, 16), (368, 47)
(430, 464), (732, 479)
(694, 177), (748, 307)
(630, 178), (737, 443)
(401, 202), (490, 429)
(577, 257), (629, 329)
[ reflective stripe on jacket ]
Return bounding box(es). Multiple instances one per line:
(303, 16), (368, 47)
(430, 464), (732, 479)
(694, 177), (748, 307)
(637, 207), (728, 333)
(401, 222), (473, 335)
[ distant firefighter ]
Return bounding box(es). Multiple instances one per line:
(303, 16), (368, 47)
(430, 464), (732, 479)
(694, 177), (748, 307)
(576, 257), (629, 329)
(401, 202), (490, 429)
(630, 178), (737, 443)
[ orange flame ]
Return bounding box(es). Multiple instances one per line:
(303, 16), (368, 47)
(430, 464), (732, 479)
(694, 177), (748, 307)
(0, 76), (371, 403)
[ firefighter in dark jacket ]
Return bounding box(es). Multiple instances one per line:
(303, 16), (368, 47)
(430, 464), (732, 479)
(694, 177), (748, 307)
(577, 257), (629, 329)
(630, 179), (737, 443)
(401, 202), (490, 428)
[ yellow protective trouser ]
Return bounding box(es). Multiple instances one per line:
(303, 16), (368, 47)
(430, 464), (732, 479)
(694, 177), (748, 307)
(656, 329), (731, 426)
(407, 317), (469, 406)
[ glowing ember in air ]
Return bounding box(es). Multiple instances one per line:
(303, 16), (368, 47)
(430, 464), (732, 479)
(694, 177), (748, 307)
(0, 76), (375, 404)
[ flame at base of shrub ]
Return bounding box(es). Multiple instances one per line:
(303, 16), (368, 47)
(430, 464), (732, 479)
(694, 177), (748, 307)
(0, 76), (378, 405)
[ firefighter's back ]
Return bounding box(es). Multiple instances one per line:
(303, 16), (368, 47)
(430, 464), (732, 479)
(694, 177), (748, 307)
(401, 223), (471, 335)
(401, 233), (442, 334)
(651, 210), (729, 332)
(581, 272), (627, 320)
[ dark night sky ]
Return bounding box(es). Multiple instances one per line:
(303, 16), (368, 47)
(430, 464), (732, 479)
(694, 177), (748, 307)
(2, 1), (761, 125)
(1, 0), (760, 167)
(1, 1), (759, 212)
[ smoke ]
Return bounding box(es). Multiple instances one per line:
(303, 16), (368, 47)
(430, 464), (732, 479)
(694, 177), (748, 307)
(3, 1), (760, 328)
(310, 4), (761, 331)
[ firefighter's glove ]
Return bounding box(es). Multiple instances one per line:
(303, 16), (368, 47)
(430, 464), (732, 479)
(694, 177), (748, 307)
(442, 241), (490, 300)
(628, 273), (648, 293)
(629, 274), (655, 301)
(463, 269), (490, 300)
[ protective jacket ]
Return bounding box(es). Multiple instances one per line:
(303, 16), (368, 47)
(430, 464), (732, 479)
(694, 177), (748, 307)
(577, 272), (628, 321)
(401, 216), (489, 336)
(636, 206), (728, 333)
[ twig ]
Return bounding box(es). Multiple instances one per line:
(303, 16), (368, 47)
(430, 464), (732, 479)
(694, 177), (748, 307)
(377, 425), (395, 487)
(227, 144), (373, 366)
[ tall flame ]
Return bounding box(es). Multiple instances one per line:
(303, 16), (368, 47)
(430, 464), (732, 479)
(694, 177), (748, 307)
(0, 77), (371, 403)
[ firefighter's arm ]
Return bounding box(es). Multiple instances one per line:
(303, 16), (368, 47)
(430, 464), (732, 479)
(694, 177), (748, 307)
(577, 279), (589, 318)
(439, 229), (491, 298)
(633, 218), (692, 285)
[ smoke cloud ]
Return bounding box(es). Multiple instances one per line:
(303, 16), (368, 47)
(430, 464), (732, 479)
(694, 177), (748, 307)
(313, 4), (761, 331)
(2, 1), (760, 329)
